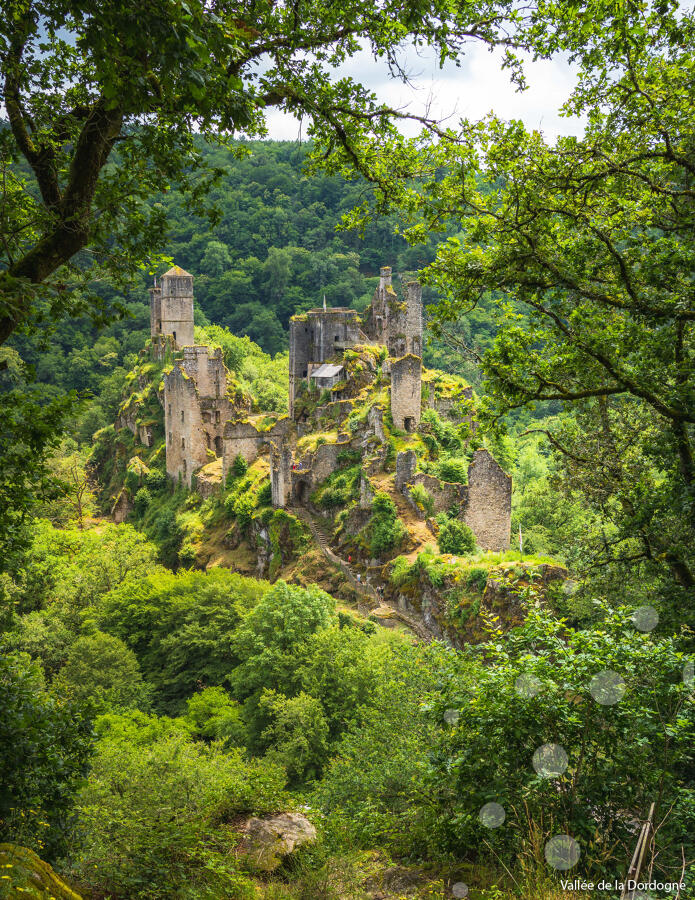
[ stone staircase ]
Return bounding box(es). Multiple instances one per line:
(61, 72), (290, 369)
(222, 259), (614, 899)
(289, 506), (378, 603)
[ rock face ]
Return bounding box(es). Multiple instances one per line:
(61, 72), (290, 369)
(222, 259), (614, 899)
(0, 843), (82, 899)
(238, 812), (317, 871)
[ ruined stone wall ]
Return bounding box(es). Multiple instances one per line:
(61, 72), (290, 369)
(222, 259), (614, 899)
(390, 354), (422, 431)
(363, 266), (394, 344)
(163, 348), (233, 486)
(462, 449), (512, 551)
(289, 309), (360, 419)
(270, 443), (293, 508)
(149, 287), (162, 338)
(163, 366), (207, 486)
(310, 309), (360, 361)
(310, 440), (351, 483)
(221, 418), (291, 478)
(289, 317), (311, 418)
(180, 346), (226, 398)
(408, 473), (468, 515)
(386, 281), (422, 358)
(395, 450), (417, 491)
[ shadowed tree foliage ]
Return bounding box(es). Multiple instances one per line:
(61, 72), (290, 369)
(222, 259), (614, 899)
(0, 0), (548, 344)
(367, 0), (695, 597)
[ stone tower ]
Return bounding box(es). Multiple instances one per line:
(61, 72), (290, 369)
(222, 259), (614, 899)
(163, 346), (232, 486)
(364, 269), (423, 358)
(390, 354), (422, 432)
(288, 307), (360, 419)
(150, 265), (195, 348)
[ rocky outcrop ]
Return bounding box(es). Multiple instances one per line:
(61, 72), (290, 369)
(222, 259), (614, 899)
(0, 844), (82, 899)
(237, 812), (317, 872)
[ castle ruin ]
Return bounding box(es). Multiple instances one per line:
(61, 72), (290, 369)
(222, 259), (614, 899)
(144, 264), (510, 549)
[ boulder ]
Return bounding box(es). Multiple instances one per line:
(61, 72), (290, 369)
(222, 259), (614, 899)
(0, 843), (82, 899)
(238, 812), (317, 871)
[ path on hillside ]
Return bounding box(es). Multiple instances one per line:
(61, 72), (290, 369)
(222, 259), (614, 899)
(369, 472), (435, 561)
(288, 505), (433, 642)
(288, 506), (378, 603)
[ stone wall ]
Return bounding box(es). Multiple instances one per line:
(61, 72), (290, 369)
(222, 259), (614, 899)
(363, 266), (396, 345)
(221, 417), (291, 478)
(310, 440), (352, 483)
(386, 281), (422, 357)
(367, 404), (385, 441)
(390, 354), (422, 431)
(395, 450), (417, 491)
(180, 346), (226, 398)
(151, 267), (195, 348)
(462, 449), (512, 551)
(408, 472), (467, 516)
(270, 442), (293, 508)
(289, 308), (360, 419)
(396, 448), (511, 550)
(289, 317), (311, 419)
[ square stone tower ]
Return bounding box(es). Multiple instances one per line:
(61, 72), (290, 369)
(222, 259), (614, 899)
(150, 265), (195, 348)
(390, 354), (422, 432)
(364, 268), (423, 357)
(288, 307), (360, 418)
(163, 346), (232, 486)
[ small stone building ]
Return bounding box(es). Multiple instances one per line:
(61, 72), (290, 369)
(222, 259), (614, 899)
(288, 308), (361, 417)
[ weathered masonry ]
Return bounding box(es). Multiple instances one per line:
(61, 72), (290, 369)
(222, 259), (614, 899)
(147, 264), (510, 552)
(163, 346), (233, 485)
(288, 265), (423, 430)
(150, 265), (195, 351)
(288, 307), (361, 418)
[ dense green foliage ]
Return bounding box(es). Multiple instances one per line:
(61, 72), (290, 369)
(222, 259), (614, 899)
(101, 568), (266, 714)
(436, 517), (476, 556)
(2, 0), (695, 894)
(0, 650), (92, 859)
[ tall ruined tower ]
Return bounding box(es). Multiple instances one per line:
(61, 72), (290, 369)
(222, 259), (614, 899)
(364, 268), (422, 358)
(163, 346), (232, 487)
(150, 265), (195, 348)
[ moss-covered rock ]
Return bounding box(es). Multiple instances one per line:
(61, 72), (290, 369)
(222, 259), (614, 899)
(0, 844), (82, 899)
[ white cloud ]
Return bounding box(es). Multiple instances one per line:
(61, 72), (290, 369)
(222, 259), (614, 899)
(264, 42), (584, 142)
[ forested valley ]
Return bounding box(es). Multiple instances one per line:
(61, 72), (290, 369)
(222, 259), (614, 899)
(1, 1), (693, 899)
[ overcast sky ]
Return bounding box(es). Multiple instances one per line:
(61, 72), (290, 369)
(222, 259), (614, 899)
(264, 42), (585, 142)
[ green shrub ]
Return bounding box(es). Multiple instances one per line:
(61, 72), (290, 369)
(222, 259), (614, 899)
(133, 486), (152, 515)
(420, 408), (463, 453)
(368, 492), (407, 557)
(0, 650), (94, 859)
(53, 632), (152, 712)
(232, 453), (248, 476)
(436, 457), (469, 483)
(466, 566), (488, 593)
(409, 483), (435, 517)
(70, 716), (285, 898)
(144, 469), (167, 492)
(312, 465), (360, 508)
(437, 518), (476, 555)
(257, 480), (272, 506)
(100, 568), (267, 713)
